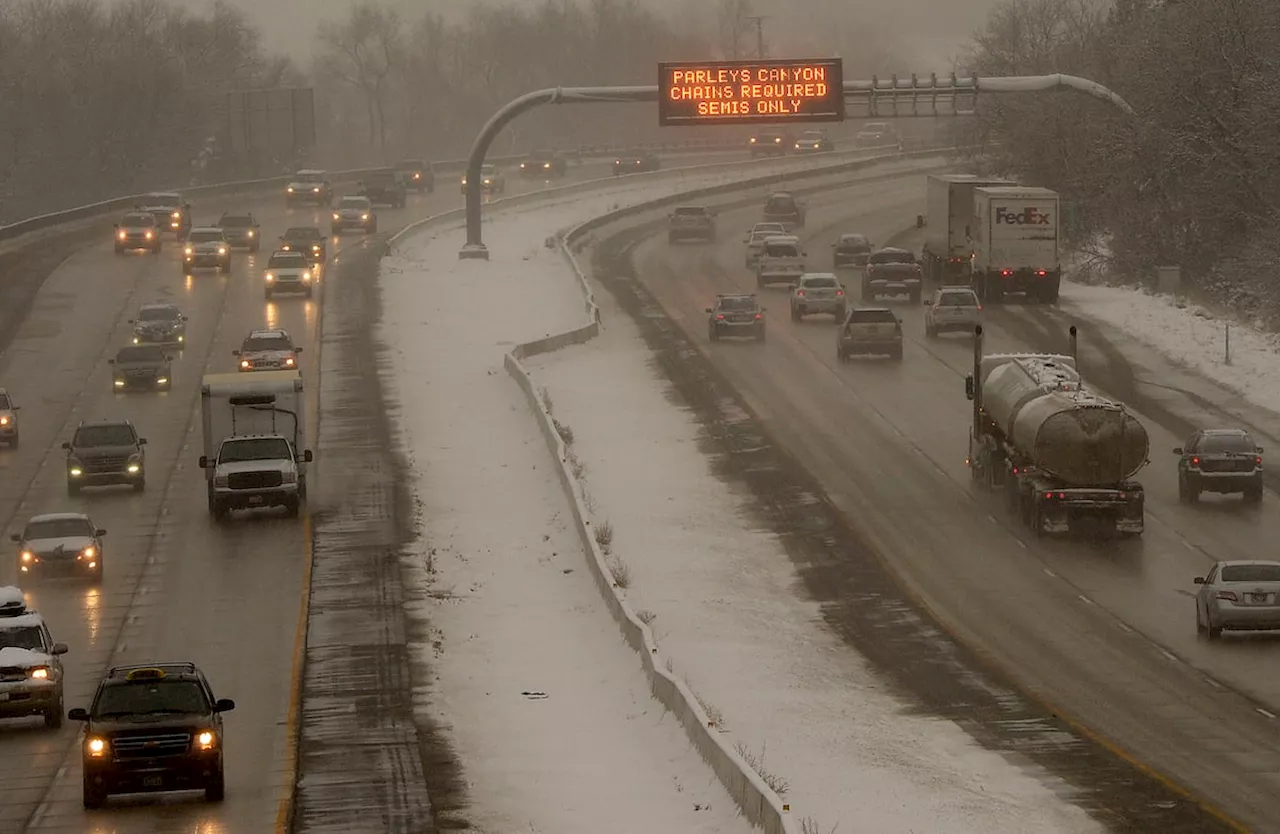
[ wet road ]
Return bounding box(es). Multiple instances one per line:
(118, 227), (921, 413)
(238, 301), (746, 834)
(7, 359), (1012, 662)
(0, 155), (703, 833)
(628, 177), (1280, 831)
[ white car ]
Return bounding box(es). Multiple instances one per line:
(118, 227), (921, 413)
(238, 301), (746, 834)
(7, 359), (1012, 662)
(182, 227), (231, 274)
(233, 329), (302, 372)
(755, 235), (806, 288)
(0, 587), (69, 727)
(331, 196), (377, 234)
(286, 169), (332, 205)
(12, 512), (106, 582)
(263, 250), (315, 300)
(743, 222), (787, 268)
(201, 434), (311, 520)
(923, 286), (982, 337)
(790, 273), (847, 321)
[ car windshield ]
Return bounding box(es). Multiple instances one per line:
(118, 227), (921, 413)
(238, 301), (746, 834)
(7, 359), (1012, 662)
(142, 194), (180, 207)
(94, 680), (210, 717)
(187, 230), (223, 243)
(268, 253), (308, 268)
(838, 237), (870, 250)
(219, 437), (292, 463)
(674, 207), (706, 216)
(0, 626), (44, 651)
(139, 307), (179, 321)
(24, 518), (94, 539)
(397, 161), (423, 169)
(849, 309), (896, 323)
(764, 243), (799, 257)
(800, 132), (823, 139)
(871, 250), (914, 265)
(718, 297), (757, 312)
(221, 215), (252, 227)
(0, 393), (11, 409)
(766, 197), (794, 211)
(802, 276), (838, 289)
(243, 336), (292, 352)
(862, 123), (888, 133)
(295, 172), (324, 182)
(338, 198), (368, 209)
(284, 228), (322, 241)
(1221, 564), (1280, 582)
(117, 346), (166, 363)
(74, 425), (136, 447)
(939, 291), (978, 307)
(480, 165), (496, 175)
(1200, 434), (1254, 453)
(122, 213), (155, 226)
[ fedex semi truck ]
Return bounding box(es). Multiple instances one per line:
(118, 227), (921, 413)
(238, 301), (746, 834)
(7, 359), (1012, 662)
(969, 186), (1061, 303)
(920, 174), (1017, 284)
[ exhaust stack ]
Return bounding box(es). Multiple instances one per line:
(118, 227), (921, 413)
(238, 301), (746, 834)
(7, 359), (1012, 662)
(972, 325), (984, 437)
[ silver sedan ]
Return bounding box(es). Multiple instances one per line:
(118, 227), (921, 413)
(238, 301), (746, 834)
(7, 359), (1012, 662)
(1195, 560), (1280, 639)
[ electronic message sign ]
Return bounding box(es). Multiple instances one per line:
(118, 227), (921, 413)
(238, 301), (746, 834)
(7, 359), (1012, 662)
(658, 58), (844, 126)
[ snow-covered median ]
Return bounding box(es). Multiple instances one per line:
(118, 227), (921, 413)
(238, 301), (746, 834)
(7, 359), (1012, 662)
(1062, 280), (1280, 415)
(378, 172), (817, 833)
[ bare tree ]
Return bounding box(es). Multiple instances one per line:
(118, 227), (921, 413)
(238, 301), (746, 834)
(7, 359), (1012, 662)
(716, 0), (752, 59)
(316, 2), (402, 157)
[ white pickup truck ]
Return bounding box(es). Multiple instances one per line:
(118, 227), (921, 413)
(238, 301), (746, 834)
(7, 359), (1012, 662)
(200, 435), (311, 520)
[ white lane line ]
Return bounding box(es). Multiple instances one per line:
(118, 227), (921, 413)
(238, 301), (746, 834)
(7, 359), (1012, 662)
(1077, 594), (1094, 605)
(1117, 622), (1133, 632)
(987, 514), (998, 524)
(1043, 568), (1057, 578)
(1204, 677), (1223, 689)
(1159, 649), (1178, 662)
(1258, 708), (1276, 719)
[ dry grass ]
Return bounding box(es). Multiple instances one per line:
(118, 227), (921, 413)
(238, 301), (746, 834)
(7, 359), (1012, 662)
(800, 818), (839, 834)
(734, 741), (789, 796)
(553, 418), (575, 446)
(694, 693), (726, 729)
(539, 386), (554, 414)
(593, 519), (613, 550)
(635, 608), (656, 625)
(606, 555), (631, 588)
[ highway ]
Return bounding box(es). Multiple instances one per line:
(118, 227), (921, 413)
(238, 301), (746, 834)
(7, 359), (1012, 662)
(0, 154), (741, 833)
(619, 173), (1280, 831)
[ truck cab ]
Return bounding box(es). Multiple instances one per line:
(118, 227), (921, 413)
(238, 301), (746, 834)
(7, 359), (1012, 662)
(200, 435), (311, 521)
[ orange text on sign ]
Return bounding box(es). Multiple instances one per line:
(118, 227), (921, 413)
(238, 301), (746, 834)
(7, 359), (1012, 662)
(666, 65), (833, 117)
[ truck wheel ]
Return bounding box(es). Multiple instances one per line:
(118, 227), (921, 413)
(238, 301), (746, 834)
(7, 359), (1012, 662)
(83, 777), (107, 810)
(205, 767), (225, 802)
(1245, 484), (1263, 504)
(284, 499), (300, 518)
(791, 306), (800, 322)
(44, 696), (63, 728)
(67, 481), (80, 496)
(890, 345), (903, 361)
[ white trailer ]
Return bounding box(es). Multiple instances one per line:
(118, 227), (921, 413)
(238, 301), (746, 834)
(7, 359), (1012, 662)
(970, 186), (1061, 303)
(921, 174), (1016, 284)
(199, 371), (308, 483)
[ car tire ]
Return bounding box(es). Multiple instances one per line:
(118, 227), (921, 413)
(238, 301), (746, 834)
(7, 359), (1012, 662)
(757, 326), (766, 342)
(285, 499), (301, 518)
(331, 227), (340, 236)
(1207, 617), (1222, 640)
(220, 262), (231, 274)
(1245, 483), (1263, 504)
(709, 326), (718, 342)
(205, 767), (226, 802)
(44, 697), (63, 729)
(926, 324), (937, 339)
(211, 499), (228, 522)
(369, 223), (378, 233)
(1177, 474), (1189, 503)
(250, 242), (259, 253)
(791, 307), (800, 322)
(1196, 603), (1207, 635)
(890, 346), (904, 361)
(304, 287), (314, 299)
(114, 245), (123, 255)
(83, 777), (107, 810)
(67, 481), (80, 496)
(133, 477), (145, 493)
(8, 432), (17, 448)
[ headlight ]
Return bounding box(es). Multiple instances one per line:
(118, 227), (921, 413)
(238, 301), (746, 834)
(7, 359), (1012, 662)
(172, 211), (181, 219)
(360, 213), (369, 220)
(285, 356), (296, 367)
(302, 272), (312, 282)
(184, 246), (193, 255)
(461, 178), (467, 185)
(240, 359), (251, 369)
(312, 244), (321, 252)
(484, 179), (492, 185)
(287, 186), (295, 193)
(218, 246), (227, 255)
(29, 666), (49, 679)
(87, 737), (107, 756)
(413, 172), (421, 179)
(127, 464), (140, 474)
(144, 231), (153, 239)
(332, 213), (340, 220)
(113, 379), (125, 388)
(543, 162), (551, 169)
(282, 470), (297, 484)
(69, 465), (83, 477)
(264, 272), (275, 282)
(247, 230), (255, 237)
(156, 377), (168, 385)
(20, 551), (33, 562)
(117, 230), (126, 240)
(82, 546), (96, 559)
(312, 187), (320, 193)
(213, 474), (228, 487)
(0, 415), (8, 425)
(196, 730), (217, 750)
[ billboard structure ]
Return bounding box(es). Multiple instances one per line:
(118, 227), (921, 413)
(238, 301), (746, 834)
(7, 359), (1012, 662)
(224, 88), (316, 158)
(658, 58), (844, 126)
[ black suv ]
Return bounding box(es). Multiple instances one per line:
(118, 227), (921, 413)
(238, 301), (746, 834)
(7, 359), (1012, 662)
(749, 131), (792, 157)
(707, 294), (766, 342)
(279, 226), (328, 265)
(1174, 428), (1264, 504)
(216, 212), (262, 252)
(70, 663), (235, 808)
(394, 159), (435, 193)
(359, 169), (408, 208)
(63, 419), (147, 494)
(518, 149), (567, 178)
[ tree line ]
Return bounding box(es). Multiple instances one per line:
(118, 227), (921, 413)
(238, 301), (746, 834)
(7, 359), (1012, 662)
(962, 0), (1280, 322)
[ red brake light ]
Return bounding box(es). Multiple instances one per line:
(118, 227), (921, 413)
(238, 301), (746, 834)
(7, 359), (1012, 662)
(1257, 456), (1263, 465)
(1058, 492), (1066, 499)
(1191, 456), (1200, 466)
(976, 305), (983, 311)
(1216, 590), (1238, 601)
(796, 290), (804, 296)
(1036, 269), (1047, 276)
(1044, 491), (1053, 500)
(716, 314), (725, 320)
(1011, 466), (1019, 475)
(1001, 269), (1013, 277)
(754, 313), (763, 320)
(835, 290), (843, 296)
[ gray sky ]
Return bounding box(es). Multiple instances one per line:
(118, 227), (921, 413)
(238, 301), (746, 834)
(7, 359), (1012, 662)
(190, 0), (1003, 72)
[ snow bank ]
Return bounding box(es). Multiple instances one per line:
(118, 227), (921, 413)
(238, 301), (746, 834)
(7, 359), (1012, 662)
(1062, 280), (1280, 414)
(378, 173), (811, 833)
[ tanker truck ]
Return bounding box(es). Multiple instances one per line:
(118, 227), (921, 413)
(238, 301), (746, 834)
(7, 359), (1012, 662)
(964, 325), (1149, 537)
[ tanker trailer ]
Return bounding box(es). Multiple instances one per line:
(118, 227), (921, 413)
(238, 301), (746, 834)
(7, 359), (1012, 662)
(964, 325), (1149, 537)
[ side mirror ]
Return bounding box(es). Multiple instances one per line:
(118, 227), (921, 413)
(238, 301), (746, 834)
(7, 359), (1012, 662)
(182, 316), (188, 321)
(10, 405), (18, 410)
(107, 359), (115, 364)
(294, 347), (303, 353)
(198, 455), (209, 468)
(113, 223), (119, 229)
(232, 350), (240, 356)
(303, 450), (314, 462)
(1172, 447), (1183, 455)
(127, 319), (135, 324)
(214, 698), (236, 713)
(964, 375), (976, 400)
(138, 438), (147, 445)
(916, 214), (924, 229)
(704, 307), (713, 313)
(922, 299), (931, 306)
(61, 442), (71, 450)
(1257, 446), (1265, 454)
(9, 534), (20, 543)
(95, 529), (107, 537)
(68, 708), (89, 721)
(50, 643), (68, 655)
(1193, 576), (1205, 585)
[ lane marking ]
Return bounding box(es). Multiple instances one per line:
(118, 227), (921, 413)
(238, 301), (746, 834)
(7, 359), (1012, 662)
(1117, 622), (1133, 633)
(1043, 567), (1057, 578)
(1159, 649), (1178, 662)
(1077, 594), (1094, 605)
(1257, 708), (1276, 720)
(1204, 677), (1224, 689)
(275, 511), (315, 833)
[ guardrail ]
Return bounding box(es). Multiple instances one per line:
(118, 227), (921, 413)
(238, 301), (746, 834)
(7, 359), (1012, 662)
(0, 143), (764, 246)
(501, 146), (959, 834)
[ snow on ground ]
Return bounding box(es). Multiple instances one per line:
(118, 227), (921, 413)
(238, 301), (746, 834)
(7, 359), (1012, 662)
(1062, 279), (1280, 415)
(377, 174), (809, 833)
(524, 281), (1106, 829)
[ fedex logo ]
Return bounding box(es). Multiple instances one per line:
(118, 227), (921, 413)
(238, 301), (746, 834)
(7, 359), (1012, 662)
(995, 206), (1051, 225)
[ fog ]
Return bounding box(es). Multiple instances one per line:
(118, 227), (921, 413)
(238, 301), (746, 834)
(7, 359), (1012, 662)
(194, 0), (1004, 72)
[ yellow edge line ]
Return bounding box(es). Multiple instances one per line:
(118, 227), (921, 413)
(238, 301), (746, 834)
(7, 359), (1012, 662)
(275, 511), (314, 833)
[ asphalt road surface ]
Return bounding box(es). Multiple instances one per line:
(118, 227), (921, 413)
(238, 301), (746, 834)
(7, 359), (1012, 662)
(622, 175), (1280, 831)
(0, 154), (744, 834)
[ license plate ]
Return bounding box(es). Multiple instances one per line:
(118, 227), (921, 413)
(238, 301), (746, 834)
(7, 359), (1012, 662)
(143, 776), (164, 787)
(248, 495), (264, 505)
(1252, 593), (1269, 603)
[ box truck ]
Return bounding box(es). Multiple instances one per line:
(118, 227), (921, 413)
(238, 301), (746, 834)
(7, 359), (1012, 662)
(921, 174), (1017, 284)
(969, 186), (1061, 303)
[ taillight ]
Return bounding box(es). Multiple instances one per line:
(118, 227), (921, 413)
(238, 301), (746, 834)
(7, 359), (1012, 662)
(1257, 456), (1263, 466)
(1001, 269), (1012, 277)
(1043, 491), (1066, 500)
(716, 314), (725, 320)
(1216, 590), (1239, 602)
(1011, 466), (1019, 475)
(836, 290), (843, 296)
(1191, 456), (1200, 467)
(754, 313), (763, 320)
(796, 289), (804, 296)
(1036, 269), (1047, 276)
(976, 305), (983, 311)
